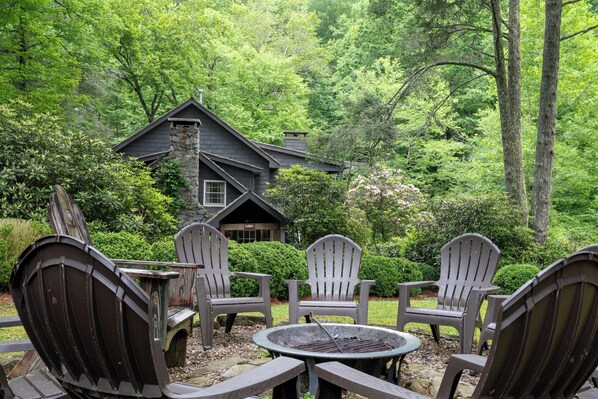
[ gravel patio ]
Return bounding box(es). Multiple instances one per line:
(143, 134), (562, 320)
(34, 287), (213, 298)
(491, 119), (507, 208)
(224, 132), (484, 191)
(169, 316), (480, 398)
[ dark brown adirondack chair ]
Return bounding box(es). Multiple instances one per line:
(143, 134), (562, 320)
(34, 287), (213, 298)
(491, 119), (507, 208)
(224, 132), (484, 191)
(48, 184), (197, 367)
(286, 234), (374, 325)
(477, 243), (598, 356)
(397, 233), (501, 354)
(9, 235), (304, 399)
(315, 250), (598, 399)
(174, 223), (273, 350)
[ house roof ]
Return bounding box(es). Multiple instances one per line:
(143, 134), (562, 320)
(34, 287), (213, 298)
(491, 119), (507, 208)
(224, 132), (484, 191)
(206, 191), (287, 226)
(198, 152), (248, 193)
(135, 150), (170, 169)
(113, 98), (280, 168)
(253, 141), (346, 172)
(202, 151), (263, 174)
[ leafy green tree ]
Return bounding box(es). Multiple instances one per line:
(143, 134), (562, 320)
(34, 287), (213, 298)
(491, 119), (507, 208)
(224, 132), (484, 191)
(0, 0), (104, 127)
(96, 0), (206, 126)
(0, 102), (176, 238)
(264, 165), (357, 247)
(347, 166), (423, 246)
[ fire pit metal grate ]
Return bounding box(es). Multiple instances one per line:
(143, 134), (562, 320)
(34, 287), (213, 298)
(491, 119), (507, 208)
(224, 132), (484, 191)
(291, 337), (394, 353)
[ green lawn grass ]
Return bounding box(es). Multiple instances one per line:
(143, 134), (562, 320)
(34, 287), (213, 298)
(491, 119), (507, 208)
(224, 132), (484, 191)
(0, 297), (489, 352)
(0, 298), (28, 357)
(269, 298), (488, 342)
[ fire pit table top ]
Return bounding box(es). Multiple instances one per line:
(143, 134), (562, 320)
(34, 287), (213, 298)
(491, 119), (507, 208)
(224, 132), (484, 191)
(253, 323), (421, 360)
(253, 323), (421, 394)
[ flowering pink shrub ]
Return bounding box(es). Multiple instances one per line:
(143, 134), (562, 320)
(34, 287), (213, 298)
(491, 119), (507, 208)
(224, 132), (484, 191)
(348, 166), (423, 241)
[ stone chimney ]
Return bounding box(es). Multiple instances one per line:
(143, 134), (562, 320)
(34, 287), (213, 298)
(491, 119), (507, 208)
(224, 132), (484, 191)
(169, 117), (207, 227)
(283, 131), (308, 152)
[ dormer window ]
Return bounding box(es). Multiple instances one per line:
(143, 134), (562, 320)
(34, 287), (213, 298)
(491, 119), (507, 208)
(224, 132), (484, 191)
(204, 180), (226, 206)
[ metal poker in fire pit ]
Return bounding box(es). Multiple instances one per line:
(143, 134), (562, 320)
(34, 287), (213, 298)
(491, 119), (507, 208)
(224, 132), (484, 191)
(252, 323), (421, 394)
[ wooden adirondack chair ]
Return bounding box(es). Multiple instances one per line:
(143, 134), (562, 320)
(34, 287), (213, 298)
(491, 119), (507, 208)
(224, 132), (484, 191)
(315, 250), (598, 399)
(286, 234), (374, 325)
(174, 223), (273, 350)
(8, 235), (304, 399)
(477, 244), (598, 356)
(48, 184), (198, 367)
(397, 233), (501, 354)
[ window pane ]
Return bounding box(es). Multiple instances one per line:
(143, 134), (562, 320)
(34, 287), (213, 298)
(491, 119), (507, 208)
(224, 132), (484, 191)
(204, 181), (225, 205)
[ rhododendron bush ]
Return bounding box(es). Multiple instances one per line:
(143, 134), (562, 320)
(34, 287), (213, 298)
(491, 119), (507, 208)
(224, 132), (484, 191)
(348, 166), (423, 242)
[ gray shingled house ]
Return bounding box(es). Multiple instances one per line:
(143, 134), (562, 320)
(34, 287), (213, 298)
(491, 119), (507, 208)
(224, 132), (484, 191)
(113, 98), (344, 243)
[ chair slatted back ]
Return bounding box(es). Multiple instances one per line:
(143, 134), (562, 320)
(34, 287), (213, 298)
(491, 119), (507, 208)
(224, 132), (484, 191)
(48, 185), (194, 308)
(48, 184), (91, 243)
(476, 251), (598, 398)
(306, 235), (362, 301)
(437, 234), (500, 311)
(174, 223), (231, 298)
(10, 235), (169, 398)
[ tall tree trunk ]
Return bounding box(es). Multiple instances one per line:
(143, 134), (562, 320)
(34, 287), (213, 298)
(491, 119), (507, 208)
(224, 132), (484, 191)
(507, 0), (528, 226)
(490, 0), (528, 224)
(532, 0), (562, 244)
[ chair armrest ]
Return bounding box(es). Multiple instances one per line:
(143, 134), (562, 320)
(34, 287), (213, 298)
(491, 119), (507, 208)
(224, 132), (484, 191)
(232, 272), (272, 299)
(398, 281), (437, 310)
(232, 272), (272, 280)
(436, 354), (487, 399)
(284, 279), (308, 286)
(398, 280), (437, 289)
(169, 356), (305, 399)
(113, 259), (202, 270)
(358, 280), (375, 304)
(472, 286), (501, 295)
(314, 361), (430, 399)
(466, 286), (502, 313)
(0, 316), (23, 328)
(482, 295), (509, 329)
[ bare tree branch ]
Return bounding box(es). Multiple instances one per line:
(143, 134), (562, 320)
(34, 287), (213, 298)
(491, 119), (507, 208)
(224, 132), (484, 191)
(562, 0), (582, 6)
(557, 82), (594, 116)
(426, 73), (487, 126)
(561, 24), (598, 41)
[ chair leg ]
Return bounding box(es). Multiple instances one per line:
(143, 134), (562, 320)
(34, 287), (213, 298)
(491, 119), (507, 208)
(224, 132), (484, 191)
(304, 314), (311, 323)
(264, 307), (273, 328)
(430, 324), (441, 344)
(460, 322), (474, 354)
(225, 313), (237, 333)
(477, 340), (489, 355)
(198, 301), (213, 350)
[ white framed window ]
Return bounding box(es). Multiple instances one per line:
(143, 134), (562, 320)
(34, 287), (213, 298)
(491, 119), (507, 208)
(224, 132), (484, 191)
(203, 180), (226, 206)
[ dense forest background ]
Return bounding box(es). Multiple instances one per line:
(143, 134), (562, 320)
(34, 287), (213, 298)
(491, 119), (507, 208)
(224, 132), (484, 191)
(1, 0), (596, 264)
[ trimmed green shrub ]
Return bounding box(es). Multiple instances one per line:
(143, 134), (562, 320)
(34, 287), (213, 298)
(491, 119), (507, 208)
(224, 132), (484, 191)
(233, 241), (309, 300)
(150, 239), (177, 262)
(493, 263), (540, 295)
(359, 255), (423, 297)
(404, 195), (539, 267)
(0, 219), (51, 288)
(92, 231), (154, 261)
(416, 262), (439, 283)
(228, 242), (261, 297)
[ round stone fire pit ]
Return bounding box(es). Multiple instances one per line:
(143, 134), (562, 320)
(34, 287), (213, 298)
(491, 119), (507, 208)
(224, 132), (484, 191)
(253, 323), (421, 394)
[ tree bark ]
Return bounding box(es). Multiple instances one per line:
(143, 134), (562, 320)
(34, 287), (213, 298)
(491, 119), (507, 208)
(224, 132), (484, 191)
(490, 0), (528, 224)
(532, 0), (562, 244)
